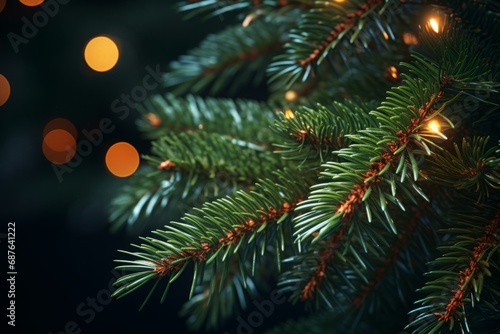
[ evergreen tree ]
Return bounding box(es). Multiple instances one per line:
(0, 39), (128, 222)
(109, 0), (500, 332)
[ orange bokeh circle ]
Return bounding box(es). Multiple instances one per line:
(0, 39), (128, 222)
(105, 142), (140, 177)
(42, 129), (76, 164)
(0, 74), (11, 107)
(19, 0), (45, 6)
(43, 118), (77, 140)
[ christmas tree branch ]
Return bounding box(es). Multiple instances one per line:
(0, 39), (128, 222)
(273, 100), (378, 168)
(285, 23), (497, 310)
(267, 0), (405, 88)
(428, 137), (500, 202)
(109, 130), (286, 234)
(408, 202), (500, 333)
(164, 19), (289, 95)
(137, 94), (279, 147)
(112, 169), (314, 307)
(351, 186), (440, 310)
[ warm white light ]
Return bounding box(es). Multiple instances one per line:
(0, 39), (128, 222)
(284, 109), (295, 119)
(428, 120), (440, 133)
(429, 18), (439, 33)
(428, 120), (447, 139)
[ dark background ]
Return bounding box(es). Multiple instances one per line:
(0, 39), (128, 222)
(0, 1), (299, 333)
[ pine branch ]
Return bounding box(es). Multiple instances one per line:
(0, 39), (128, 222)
(351, 186), (441, 312)
(108, 166), (171, 234)
(428, 137), (500, 202)
(137, 94), (279, 146)
(112, 169), (314, 308)
(164, 19), (288, 95)
(273, 99), (378, 168)
(267, 0), (410, 88)
(109, 131), (285, 233)
(283, 21), (498, 310)
(279, 186), (441, 311)
(108, 3), (500, 333)
(269, 51), (405, 104)
(293, 59), (452, 244)
(293, 20), (498, 243)
(145, 131), (283, 183)
(407, 202), (500, 333)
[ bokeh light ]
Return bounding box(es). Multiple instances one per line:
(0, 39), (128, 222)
(403, 32), (418, 45)
(105, 142), (140, 177)
(388, 66), (399, 80)
(42, 129), (77, 164)
(43, 118), (78, 139)
(285, 90), (298, 102)
(0, 74), (11, 107)
(19, 0), (45, 6)
(84, 36), (120, 72)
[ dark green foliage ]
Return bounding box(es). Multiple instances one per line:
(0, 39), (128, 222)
(267, 0), (414, 88)
(407, 202), (500, 334)
(109, 1), (500, 333)
(163, 19), (289, 95)
(273, 100), (378, 167)
(136, 93), (279, 145)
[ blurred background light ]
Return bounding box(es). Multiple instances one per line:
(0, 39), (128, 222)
(0, 74), (11, 106)
(19, 0), (44, 6)
(43, 117), (77, 139)
(42, 128), (76, 164)
(84, 35), (120, 72)
(105, 141), (139, 177)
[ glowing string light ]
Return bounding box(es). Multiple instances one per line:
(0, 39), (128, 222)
(428, 120), (447, 139)
(429, 18), (439, 33)
(284, 108), (295, 119)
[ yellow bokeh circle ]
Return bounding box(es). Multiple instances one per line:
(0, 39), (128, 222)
(84, 36), (120, 72)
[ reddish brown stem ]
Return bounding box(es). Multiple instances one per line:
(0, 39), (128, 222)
(434, 208), (500, 323)
(299, 0), (383, 68)
(300, 76), (453, 302)
(300, 225), (347, 301)
(153, 200), (301, 277)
